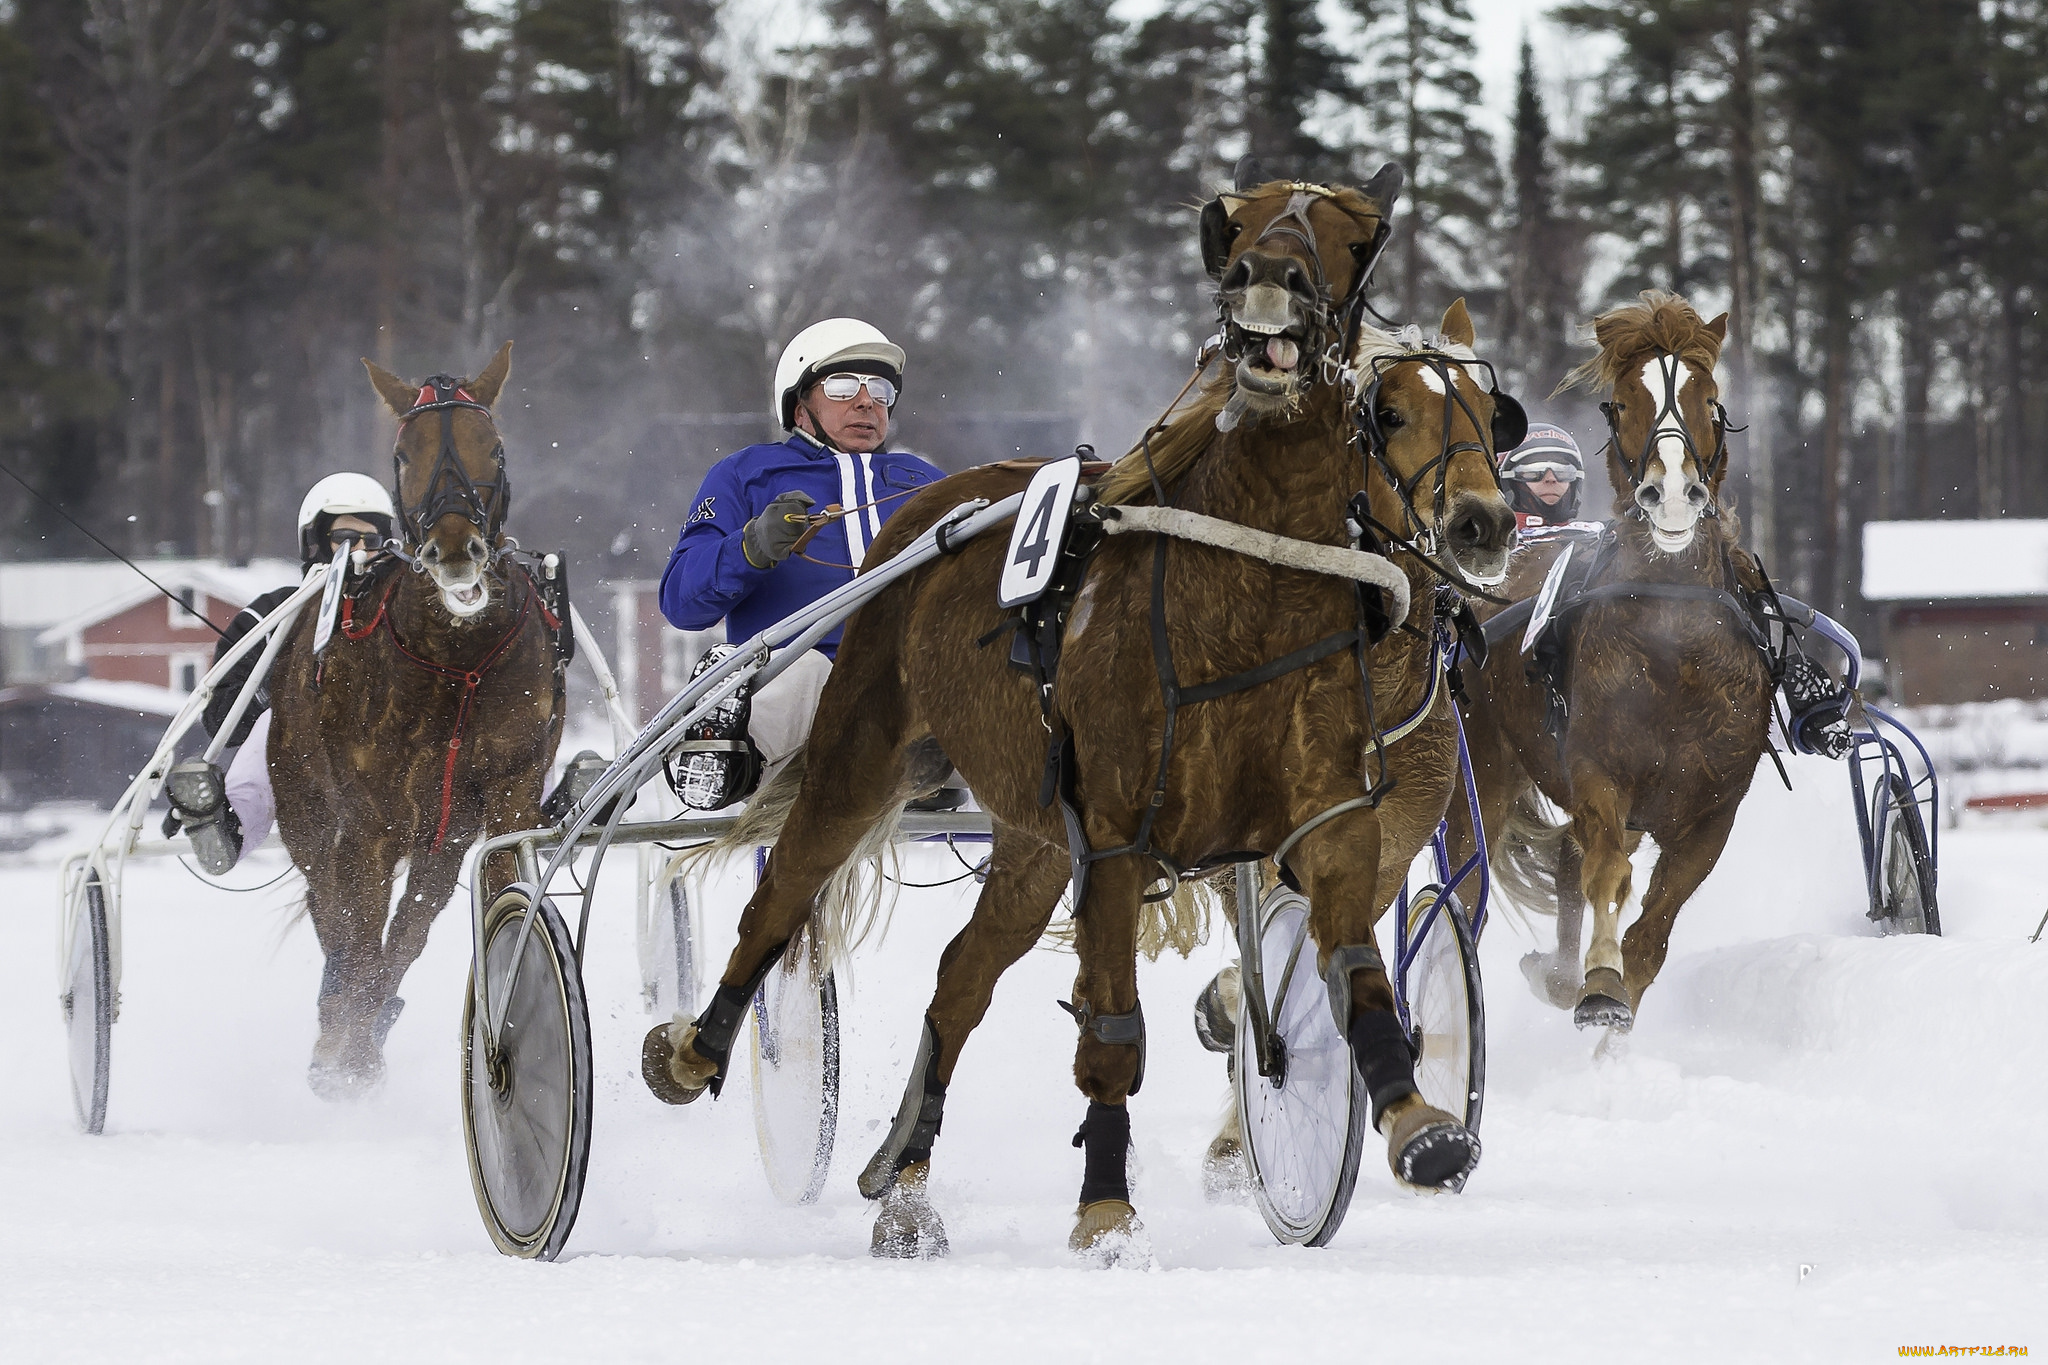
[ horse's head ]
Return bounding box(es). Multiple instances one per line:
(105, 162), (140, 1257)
(1199, 162), (1403, 422)
(1568, 291), (1731, 556)
(363, 342), (514, 618)
(1353, 300), (1522, 588)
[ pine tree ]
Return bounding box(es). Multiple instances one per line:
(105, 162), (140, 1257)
(1501, 35), (1584, 400)
(1353, 0), (1500, 325)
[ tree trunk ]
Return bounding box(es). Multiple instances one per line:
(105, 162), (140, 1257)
(1724, 1), (1767, 552)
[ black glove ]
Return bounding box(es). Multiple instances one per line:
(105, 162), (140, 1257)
(742, 490), (817, 568)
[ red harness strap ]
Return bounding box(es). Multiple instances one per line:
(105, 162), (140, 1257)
(347, 569), (541, 852)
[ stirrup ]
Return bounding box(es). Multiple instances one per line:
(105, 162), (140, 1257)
(666, 645), (762, 811)
(166, 760), (242, 874)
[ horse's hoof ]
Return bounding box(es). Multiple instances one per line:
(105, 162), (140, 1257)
(307, 1055), (384, 1102)
(641, 1020), (712, 1105)
(869, 1161), (948, 1260)
(1573, 968), (1634, 1033)
(1068, 1200), (1150, 1266)
(1519, 952), (1580, 1011)
(1193, 966), (1240, 1053)
(1380, 1096), (1480, 1191)
(1201, 1134), (1250, 1204)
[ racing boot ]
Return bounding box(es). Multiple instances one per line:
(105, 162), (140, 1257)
(165, 759), (242, 875)
(668, 645), (761, 811)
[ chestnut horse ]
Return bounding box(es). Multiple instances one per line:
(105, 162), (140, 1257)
(645, 173), (1524, 1257)
(1453, 291), (1773, 1032)
(269, 343), (564, 1095)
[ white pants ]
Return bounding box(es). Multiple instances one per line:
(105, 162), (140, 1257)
(224, 709), (277, 851)
(748, 647), (833, 773)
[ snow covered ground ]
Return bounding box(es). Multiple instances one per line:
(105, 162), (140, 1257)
(4, 752), (2046, 1362)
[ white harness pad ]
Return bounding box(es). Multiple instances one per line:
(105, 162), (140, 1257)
(1521, 542), (1576, 656)
(998, 456), (1083, 608)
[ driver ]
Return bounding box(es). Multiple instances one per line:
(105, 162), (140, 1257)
(163, 474), (395, 873)
(1500, 424), (1585, 530)
(658, 318), (946, 809)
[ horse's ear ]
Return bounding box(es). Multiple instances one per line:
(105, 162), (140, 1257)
(1200, 199), (1237, 279)
(364, 359), (416, 417)
(1704, 312), (1729, 346)
(1233, 154), (1267, 192)
(1440, 298), (1476, 348)
(1362, 161), (1404, 216)
(468, 341), (513, 408)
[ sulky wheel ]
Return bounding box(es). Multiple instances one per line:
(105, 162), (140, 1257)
(1871, 773), (1941, 936)
(462, 885), (593, 1260)
(1235, 887), (1368, 1246)
(642, 864), (700, 1020)
(62, 869), (113, 1135)
(750, 937), (841, 1205)
(1400, 886), (1486, 1173)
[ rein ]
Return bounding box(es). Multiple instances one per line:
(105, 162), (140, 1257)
(393, 377), (510, 549)
(334, 563), (553, 852)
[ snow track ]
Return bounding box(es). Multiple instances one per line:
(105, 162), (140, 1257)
(3, 753), (2045, 1360)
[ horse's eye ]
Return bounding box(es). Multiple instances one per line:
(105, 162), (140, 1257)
(1376, 408), (1404, 430)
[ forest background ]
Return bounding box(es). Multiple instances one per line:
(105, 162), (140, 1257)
(1, 0), (2041, 628)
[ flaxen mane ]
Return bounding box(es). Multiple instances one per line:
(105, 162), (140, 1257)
(1559, 289), (1725, 395)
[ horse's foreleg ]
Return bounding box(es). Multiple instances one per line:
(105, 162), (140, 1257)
(1620, 801), (1741, 1014)
(306, 838), (401, 1096)
(1569, 770), (1636, 1031)
(863, 831), (1068, 1259)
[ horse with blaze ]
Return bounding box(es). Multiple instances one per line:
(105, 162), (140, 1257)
(269, 343), (564, 1095)
(1454, 292), (1776, 1031)
(644, 169), (1524, 1256)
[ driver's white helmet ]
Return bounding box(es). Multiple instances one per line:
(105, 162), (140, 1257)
(297, 472), (396, 565)
(772, 318), (905, 430)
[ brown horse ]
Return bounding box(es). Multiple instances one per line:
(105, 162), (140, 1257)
(645, 173), (1523, 1256)
(269, 343), (564, 1095)
(1453, 291), (1774, 1031)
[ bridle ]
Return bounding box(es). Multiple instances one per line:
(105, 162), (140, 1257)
(1348, 348), (1525, 597)
(1599, 349), (1738, 519)
(1214, 184), (1394, 390)
(392, 376), (510, 550)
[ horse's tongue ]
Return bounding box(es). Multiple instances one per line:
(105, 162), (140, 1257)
(1267, 337), (1300, 370)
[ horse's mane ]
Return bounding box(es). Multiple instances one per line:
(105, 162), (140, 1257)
(1559, 289), (1724, 395)
(1094, 322), (1475, 508)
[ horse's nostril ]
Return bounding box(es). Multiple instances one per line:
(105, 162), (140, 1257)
(1637, 485), (1662, 507)
(1687, 483), (1709, 507)
(466, 537), (488, 562)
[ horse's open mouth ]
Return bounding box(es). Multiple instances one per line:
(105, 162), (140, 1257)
(438, 577), (489, 616)
(1227, 319), (1309, 399)
(1649, 524), (1696, 554)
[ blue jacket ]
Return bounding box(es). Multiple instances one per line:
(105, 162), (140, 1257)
(660, 431), (945, 657)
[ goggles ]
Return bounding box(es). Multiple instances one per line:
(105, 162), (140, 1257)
(1507, 461), (1582, 483)
(816, 372), (898, 407)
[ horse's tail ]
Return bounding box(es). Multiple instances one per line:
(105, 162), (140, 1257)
(1037, 866), (1222, 961)
(1490, 789), (1571, 919)
(674, 749), (909, 970)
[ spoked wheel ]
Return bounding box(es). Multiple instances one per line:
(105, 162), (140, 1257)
(62, 870), (113, 1134)
(1871, 773), (1941, 936)
(462, 886), (593, 1260)
(1400, 886), (1486, 1175)
(750, 937), (841, 1205)
(1235, 887), (1368, 1247)
(642, 864), (699, 1020)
